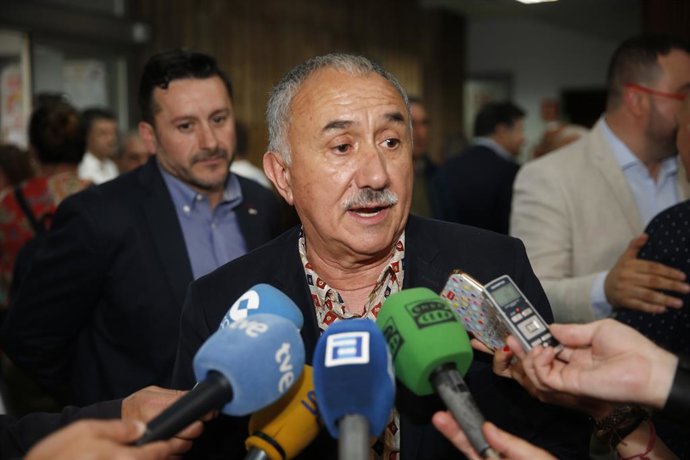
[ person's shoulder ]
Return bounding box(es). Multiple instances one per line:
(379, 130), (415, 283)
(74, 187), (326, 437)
(647, 199), (690, 231)
(194, 225), (299, 287)
(410, 216), (519, 248)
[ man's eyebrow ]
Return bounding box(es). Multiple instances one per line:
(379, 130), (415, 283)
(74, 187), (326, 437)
(321, 111), (406, 133)
(322, 119), (353, 132)
(386, 111), (405, 123)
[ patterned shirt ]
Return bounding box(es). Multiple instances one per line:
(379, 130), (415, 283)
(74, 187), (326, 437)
(299, 231), (405, 460)
(0, 172), (90, 307)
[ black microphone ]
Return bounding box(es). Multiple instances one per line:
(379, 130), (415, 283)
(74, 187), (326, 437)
(137, 314), (305, 445)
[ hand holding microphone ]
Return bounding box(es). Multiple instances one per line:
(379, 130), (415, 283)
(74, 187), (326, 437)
(313, 319), (395, 460)
(137, 313), (305, 445)
(376, 288), (499, 459)
(245, 366), (320, 460)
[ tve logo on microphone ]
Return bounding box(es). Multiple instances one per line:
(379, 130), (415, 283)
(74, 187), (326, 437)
(324, 331), (370, 367)
(227, 317), (268, 338)
(275, 342), (296, 392)
(221, 289), (261, 327)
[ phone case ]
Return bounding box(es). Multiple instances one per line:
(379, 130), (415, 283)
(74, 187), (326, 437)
(439, 270), (511, 351)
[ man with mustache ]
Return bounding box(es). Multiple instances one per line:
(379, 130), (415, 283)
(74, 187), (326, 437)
(2, 49), (283, 406)
(172, 54), (590, 459)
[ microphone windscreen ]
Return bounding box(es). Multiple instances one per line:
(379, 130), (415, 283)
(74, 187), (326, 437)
(246, 366), (320, 460)
(220, 283), (304, 330)
(376, 288), (472, 396)
(313, 319), (395, 438)
(194, 313), (305, 416)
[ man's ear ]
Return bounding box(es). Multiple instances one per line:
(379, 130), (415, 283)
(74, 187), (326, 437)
(138, 121), (158, 154)
(622, 86), (647, 118)
(263, 151), (294, 205)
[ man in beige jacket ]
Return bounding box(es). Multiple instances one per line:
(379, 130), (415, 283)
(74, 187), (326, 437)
(511, 35), (690, 323)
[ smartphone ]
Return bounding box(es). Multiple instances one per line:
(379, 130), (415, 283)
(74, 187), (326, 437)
(439, 270), (511, 351)
(482, 275), (561, 352)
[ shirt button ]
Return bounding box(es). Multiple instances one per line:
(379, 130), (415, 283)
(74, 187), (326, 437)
(183, 205), (190, 214)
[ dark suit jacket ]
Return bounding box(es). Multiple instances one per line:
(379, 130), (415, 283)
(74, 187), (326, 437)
(435, 145), (520, 234)
(172, 215), (590, 459)
(1, 157), (283, 406)
(0, 399), (120, 459)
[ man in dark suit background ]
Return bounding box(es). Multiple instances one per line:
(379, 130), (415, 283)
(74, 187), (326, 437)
(172, 54), (589, 459)
(435, 102), (525, 234)
(1, 49), (283, 406)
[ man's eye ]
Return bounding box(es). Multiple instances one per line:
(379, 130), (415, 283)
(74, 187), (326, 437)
(177, 122), (193, 132)
(212, 115), (227, 124)
(383, 138), (400, 148)
(334, 144), (351, 154)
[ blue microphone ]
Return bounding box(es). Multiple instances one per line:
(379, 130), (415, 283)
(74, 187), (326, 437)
(219, 283), (304, 330)
(313, 319), (395, 460)
(137, 314), (305, 445)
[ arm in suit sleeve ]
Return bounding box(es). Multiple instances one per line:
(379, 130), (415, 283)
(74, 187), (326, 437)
(0, 193), (108, 401)
(0, 400), (121, 458)
(510, 163), (596, 323)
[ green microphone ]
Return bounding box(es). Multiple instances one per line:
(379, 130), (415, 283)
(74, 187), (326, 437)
(376, 287), (499, 459)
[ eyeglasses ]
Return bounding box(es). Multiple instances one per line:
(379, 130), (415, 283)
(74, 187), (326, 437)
(624, 83), (687, 102)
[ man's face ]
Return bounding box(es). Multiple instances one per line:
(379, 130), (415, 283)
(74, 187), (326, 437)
(140, 76), (234, 193)
(273, 68), (413, 262)
(117, 135), (151, 174)
(88, 118), (118, 159)
(410, 102), (429, 158)
(645, 49), (690, 157)
(497, 118), (525, 157)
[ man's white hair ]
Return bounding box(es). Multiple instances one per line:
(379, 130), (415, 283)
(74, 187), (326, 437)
(266, 53), (410, 165)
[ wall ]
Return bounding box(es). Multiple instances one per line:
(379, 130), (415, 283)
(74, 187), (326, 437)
(467, 16), (636, 159)
(135, 0), (464, 164)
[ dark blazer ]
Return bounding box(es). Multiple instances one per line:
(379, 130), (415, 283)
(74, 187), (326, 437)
(1, 157), (283, 406)
(0, 400), (120, 459)
(172, 215), (590, 459)
(435, 145), (520, 234)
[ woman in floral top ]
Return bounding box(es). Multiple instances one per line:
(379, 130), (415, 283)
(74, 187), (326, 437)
(0, 101), (91, 309)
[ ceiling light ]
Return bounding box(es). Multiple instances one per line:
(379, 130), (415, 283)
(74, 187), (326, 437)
(516, 0), (559, 4)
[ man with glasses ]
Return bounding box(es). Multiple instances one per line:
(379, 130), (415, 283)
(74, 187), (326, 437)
(510, 35), (690, 324)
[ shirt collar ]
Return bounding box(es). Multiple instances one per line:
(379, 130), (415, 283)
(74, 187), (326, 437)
(473, 137), (514, 161)
(601, 118), (678, 177)
(159, 160), (242, 212)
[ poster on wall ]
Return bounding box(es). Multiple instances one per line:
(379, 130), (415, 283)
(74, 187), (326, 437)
(1, 63), (27, 147)
(63, 60), (109, 109)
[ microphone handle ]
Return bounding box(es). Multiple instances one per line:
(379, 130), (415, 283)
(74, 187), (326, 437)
(244, 448), (271, 460)
(136, 371), (233, 445)
(431, 364), (499, 459)
(339, 414), (369, 460)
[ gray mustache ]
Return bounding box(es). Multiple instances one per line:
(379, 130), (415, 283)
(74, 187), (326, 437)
(342, 188), (398, 210)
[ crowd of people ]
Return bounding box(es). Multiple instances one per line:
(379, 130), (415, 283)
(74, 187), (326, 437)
(0, 32), (688, 460)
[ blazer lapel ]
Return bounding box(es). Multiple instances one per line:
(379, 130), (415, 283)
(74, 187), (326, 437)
(404, 215), (446, 292)
(139, 159), (194, 308)
(234, 178), (266, 251)
(261, 227), (322, 362)
(399, 215), (446, 460)
(588, 120), (644, 235)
